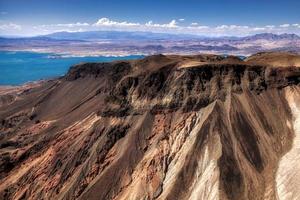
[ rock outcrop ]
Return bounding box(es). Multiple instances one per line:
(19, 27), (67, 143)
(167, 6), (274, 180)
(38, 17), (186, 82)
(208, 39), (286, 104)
(0, 53), (300, 200)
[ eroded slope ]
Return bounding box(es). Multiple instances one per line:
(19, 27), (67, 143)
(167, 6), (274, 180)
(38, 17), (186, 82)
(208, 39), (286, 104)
(0, 53), (300, 200)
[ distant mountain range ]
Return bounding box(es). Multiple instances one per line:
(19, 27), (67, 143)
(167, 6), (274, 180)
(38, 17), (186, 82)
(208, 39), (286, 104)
(242, 33), (300, 41)
(44, 31), (300, 41)
(44, 31), (202, 41)
(1, 31), (300, 42)
(1, 31), (299, 56)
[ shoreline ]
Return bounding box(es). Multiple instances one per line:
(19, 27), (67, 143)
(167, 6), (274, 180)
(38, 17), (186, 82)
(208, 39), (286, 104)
(0, 80), (48, 96)
(0, 49), (146, 58)
(0, 51), (144, 86)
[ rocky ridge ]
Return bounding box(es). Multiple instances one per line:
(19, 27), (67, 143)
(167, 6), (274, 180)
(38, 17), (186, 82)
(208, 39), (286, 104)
(0, 52), (300, 200)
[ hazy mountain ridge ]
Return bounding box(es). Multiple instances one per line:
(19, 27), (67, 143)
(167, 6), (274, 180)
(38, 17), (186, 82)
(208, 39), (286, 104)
(2, 31), (299, 41)
(1, 31), (300, 56)
(242, 33), (300, 41)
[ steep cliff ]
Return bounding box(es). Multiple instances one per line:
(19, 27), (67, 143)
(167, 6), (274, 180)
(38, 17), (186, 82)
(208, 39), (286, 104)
(0, 53), (300, 200)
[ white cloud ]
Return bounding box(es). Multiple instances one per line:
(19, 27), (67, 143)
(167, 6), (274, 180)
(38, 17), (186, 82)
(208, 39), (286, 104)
(188, 25), (209, 29)
(1, 17), (300, 37)
(93, 18), (140, 27)
(56, 22), (89, 27)
(265, 25), (275, 29)
(145, 20), (178, 28)
(30, 22), (91, 35)
(280, 24), (290, 28)
(179, 18), (185, 22)
(39, 22), (89, 28)
(0, 23), (21, 30)
(216, 25), (249, 30)
(168, 20), (178, 28)
(0, 22), (23, 36)
(253, 27), (266, 31)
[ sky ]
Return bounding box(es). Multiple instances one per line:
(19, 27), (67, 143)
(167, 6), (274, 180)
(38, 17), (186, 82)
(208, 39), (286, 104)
(0, 0), (300, 36)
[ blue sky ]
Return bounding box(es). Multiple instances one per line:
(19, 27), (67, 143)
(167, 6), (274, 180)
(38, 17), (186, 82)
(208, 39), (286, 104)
(0, 0), (300, 36)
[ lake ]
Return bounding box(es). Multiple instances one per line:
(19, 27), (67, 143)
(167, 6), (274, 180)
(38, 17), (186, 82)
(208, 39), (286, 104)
(0, 51), (144, 85)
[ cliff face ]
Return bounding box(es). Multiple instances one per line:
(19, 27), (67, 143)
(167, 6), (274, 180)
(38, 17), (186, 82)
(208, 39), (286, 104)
(0, 53), (300, 200)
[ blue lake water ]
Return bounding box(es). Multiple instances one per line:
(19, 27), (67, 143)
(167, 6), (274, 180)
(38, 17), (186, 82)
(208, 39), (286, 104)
(0, 51), (144, 85)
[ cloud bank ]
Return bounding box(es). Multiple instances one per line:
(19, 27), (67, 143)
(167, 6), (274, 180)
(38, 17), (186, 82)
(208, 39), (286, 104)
(1, 17), (300, 37)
